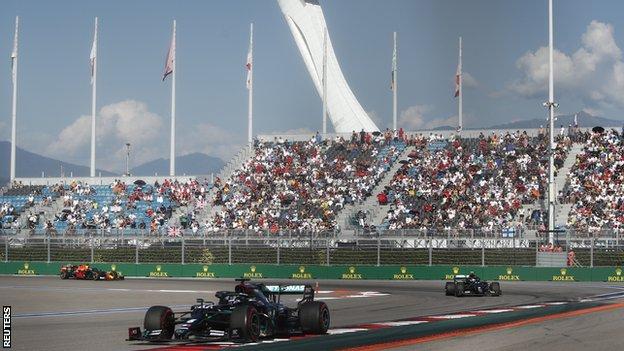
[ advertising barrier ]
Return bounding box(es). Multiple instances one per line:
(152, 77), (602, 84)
(1, 262), (623, 282)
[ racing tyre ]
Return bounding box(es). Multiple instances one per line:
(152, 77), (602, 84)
(60, 271), (69, 279)
(490, 282), (501, 296)
(230, 305), (261, 342)
(91, 271), (100, 280)
(299, 301), (330, 334)
(144, 306), (175, 340)
(454, 282), (465, 297)
(445, 282), (456, 296)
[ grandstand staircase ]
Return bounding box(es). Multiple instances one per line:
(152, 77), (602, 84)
(336, 145), (414, 232)
(198, 146), (256, 224)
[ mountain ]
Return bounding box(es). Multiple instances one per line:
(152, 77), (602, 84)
(487, 111), (622, 130)
(0, 141), (116, 185)
(130, 152), (224, 176)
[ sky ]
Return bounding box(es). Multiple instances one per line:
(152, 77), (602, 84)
(2, 0), (624, 173)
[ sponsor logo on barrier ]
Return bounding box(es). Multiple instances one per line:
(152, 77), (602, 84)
(291, 266), (312, 279)
(552, 268), (574, 281)
(149, 265), (169, 277)
(445, 266), (460, 280)
(393, 266), (414, 280)
(342, 266), (362, 280)
(17, 262), (35, 276)
(607, 267), (624, 282)
(243, 266), (263, 279)
(498, 267), (520, 281)
(196, 265), (216, 278)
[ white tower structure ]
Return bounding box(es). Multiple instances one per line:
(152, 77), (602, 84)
(277, 0), (379, 132)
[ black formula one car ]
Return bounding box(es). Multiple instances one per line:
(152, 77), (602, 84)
(445, 274), (501, 297)
(127, 279), (330, 343)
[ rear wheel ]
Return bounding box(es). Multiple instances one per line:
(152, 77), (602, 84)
(455, 282), (465, 297)
(299, 301), (330, 334)
(230, 305), (261, 342)
(445, 282), (456, 296)
(60, 271), (69, 279)
(144, 306), (175, 340)
(490, 282), (501, 296)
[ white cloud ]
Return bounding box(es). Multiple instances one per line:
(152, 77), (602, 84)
(47, 100), (166, 172)
(398, 105), (457, 130)
(509, 21), (624, 108)
(46, 101), (247, 172)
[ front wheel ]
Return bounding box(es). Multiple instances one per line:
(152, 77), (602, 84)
(445, 282), (456, 296)
(455, 282), (465, 297)
(299, 301), (330, 334)
(490, 282), (501, 296)
(60, 271), (69, 279)
(230, 305), (261, 342)
(144, 306), (175, 340)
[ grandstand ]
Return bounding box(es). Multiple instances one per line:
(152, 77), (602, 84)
(2, 127), (623, 267)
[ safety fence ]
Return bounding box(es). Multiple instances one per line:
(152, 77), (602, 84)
(1, 235), (623, 268)
(1, 261), (623, 282)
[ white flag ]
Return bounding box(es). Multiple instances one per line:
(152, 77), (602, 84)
(90, 18), (97, 85)
(11, 16), (18, 85)
(246, 28), (253, 90)
(163, 22), (175, 81)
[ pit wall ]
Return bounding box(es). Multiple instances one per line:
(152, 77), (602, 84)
(3, 262), (624, 282)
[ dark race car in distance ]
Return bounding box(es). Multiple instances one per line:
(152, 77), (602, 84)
(127, 279), (330, 343)
(445, 274), (501, 297)
(60, 264), (124, 281)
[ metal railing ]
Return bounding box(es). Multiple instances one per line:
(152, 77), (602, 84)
(1, 232), (622, 267)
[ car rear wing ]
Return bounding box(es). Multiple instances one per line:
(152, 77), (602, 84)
(265, 284), (315, 303)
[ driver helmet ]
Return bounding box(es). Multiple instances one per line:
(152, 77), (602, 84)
(469, 271), (476, 279)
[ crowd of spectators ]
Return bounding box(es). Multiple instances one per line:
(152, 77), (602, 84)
(209, 131), (403, 233)
(378, 131), (571, 231)
(564, 129), (624, 231)
(45, 178), (209, 233)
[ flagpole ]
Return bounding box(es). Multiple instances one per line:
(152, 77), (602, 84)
(170, 20), (176, 177)
(10, 16), (19, 183)
(546, 0), (557, 242)
(322, 28), (327, 135)
(458, 36), (463, 134)
(90, 17), (98, 178)
(392, 31), (397, 131)
(248, 23), (253, 149)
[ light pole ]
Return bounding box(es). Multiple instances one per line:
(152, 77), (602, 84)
(125, 143), (131, 177)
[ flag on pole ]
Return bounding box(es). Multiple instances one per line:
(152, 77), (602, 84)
(574, 113), (578, 127)
(90, 19), (97, 85)
(454, 63), (461, 98)
(11, 17), (18, 85)
(246, 31), (253, 90)
(162, 26), (175, 81)
(390, 39), (397, 91)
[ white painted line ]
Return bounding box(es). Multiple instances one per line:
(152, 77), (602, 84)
(544, 302), (568, 305)
(430, 314), (476, 319)
(373, 321), (428, 326)
(327, 328), (369, 335)
(515, 305), (545, 309)
(472, 309), (514, 314)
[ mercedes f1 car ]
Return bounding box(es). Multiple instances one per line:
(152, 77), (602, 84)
(127, 279), (330, 343)
(445, 273), (501, 297)
(60, 264), (124, 281)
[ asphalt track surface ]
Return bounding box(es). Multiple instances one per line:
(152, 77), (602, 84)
(1, 276), (622, 351)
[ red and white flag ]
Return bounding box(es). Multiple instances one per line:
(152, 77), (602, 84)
(167, 226), (181, 237)
(454, 64), (461, 98)
(245, 27), (253, 90)
(163, 22), (176, 81)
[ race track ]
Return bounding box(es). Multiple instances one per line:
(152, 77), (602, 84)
(1, 276), (622, 351)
